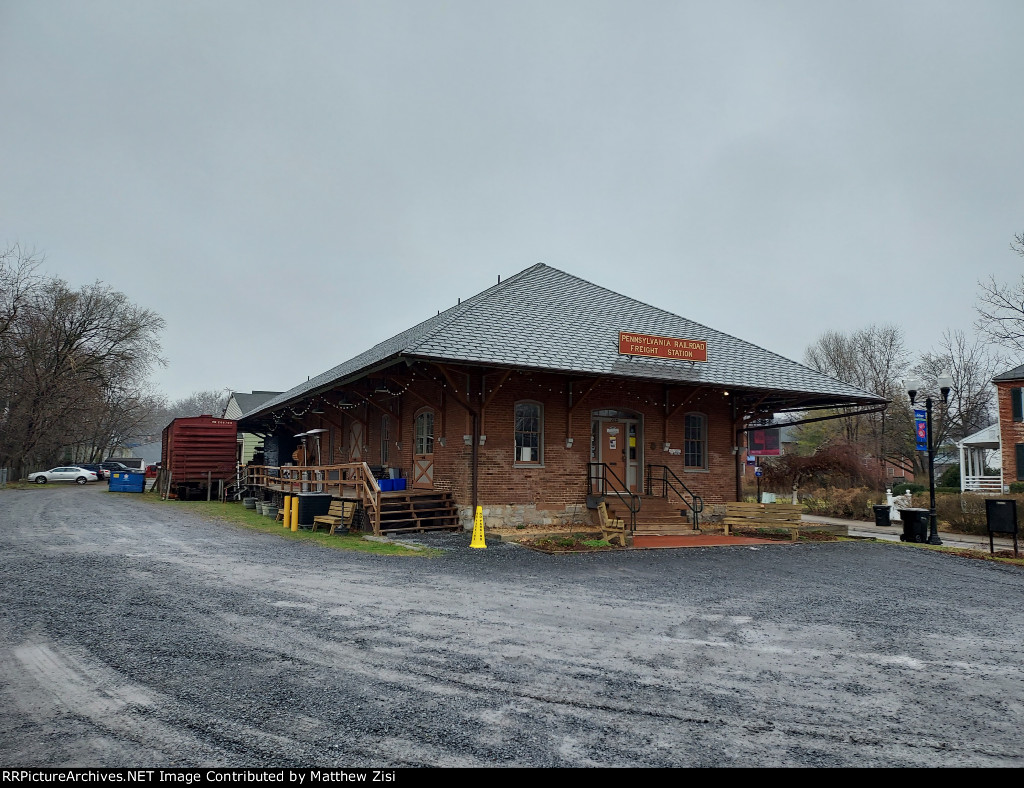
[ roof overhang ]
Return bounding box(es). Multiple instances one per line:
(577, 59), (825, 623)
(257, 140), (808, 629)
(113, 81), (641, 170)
(238, 353), (886, 433)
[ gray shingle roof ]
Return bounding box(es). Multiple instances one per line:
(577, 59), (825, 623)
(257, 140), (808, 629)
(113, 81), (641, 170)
(243, 263), (882, 418)
(993, 364), (1024, 382)
(230, 391), (282, 415)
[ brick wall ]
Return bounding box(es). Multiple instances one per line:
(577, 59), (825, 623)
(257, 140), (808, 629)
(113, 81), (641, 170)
(412, 370), (737, 525)
(997, 381), (1021, 483)
(290, 366), (741, 528)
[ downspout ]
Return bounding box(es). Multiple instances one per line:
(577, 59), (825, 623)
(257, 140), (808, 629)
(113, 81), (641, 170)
(733, 400), (742, 502)
(472, 410), (479, 513)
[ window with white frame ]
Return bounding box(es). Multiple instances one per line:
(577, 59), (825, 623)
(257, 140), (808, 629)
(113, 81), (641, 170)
(515, 401), (542, 464)
(684, 412), (707, 470)
(415, 409), (434, 455)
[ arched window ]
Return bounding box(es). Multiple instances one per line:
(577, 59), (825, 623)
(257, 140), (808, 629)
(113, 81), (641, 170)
(415, 409), (434, 456)
(684, 412), (707, 470)
(515, 401), (543, 465)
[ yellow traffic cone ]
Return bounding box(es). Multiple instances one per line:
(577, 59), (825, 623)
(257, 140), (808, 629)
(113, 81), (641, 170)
(470, 506), (486, 549)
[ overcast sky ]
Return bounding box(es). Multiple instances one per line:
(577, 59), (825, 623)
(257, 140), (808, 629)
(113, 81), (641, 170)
(2, 1), (1022, 402)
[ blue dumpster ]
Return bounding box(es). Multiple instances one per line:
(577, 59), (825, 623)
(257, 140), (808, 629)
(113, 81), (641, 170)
(109, 471), (146, 493)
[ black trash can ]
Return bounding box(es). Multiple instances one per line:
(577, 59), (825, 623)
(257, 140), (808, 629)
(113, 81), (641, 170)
(872, 504), (891, 527)
(295, 492), (334, 526)
(899, 508), (930, 542)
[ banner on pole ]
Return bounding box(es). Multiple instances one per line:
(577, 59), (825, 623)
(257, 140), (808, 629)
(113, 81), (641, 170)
(914, 408), (928, 451)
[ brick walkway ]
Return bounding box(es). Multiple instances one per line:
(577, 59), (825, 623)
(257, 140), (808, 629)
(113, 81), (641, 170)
(632, 533), (777, 548)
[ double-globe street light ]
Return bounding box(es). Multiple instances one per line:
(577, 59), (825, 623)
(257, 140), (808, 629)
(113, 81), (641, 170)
(905, 374), (954, 546)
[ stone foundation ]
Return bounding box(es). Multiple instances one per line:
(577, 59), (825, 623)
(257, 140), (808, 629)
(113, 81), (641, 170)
(458, 503), (594, 531)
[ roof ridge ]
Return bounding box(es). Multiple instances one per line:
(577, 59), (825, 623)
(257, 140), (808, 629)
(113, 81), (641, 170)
(406, 263), (546, 354)
(518, 265), (881, 400)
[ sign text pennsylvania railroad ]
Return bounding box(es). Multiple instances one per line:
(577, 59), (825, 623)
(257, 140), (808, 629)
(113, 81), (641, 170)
(618, 332), (708, 361)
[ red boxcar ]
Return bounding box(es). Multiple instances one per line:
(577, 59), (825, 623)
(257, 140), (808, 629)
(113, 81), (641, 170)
(160, 415), (238, 499)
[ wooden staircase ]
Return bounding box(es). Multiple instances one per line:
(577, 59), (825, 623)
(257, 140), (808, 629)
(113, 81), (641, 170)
(376, 491), (460, 534)
(606, 495), (701, 536)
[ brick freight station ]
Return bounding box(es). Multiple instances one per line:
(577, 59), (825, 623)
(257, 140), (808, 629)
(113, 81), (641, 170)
(237, 264), (884, 535)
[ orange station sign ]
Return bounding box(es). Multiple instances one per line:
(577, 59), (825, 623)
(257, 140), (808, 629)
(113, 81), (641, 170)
(618, 332), (707, 362)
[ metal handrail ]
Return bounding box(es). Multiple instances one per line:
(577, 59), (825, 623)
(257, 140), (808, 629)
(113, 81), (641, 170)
(645, 464), (704, 528)
(587, 462), (641, 531)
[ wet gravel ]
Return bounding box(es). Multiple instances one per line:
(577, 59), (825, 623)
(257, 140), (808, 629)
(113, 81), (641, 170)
(2, 484), (1023, 767)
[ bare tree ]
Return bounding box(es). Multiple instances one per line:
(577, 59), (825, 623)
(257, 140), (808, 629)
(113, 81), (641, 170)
(0, 244), (42, 368)
(0, 268), (165, 475)
(911, 330), (1001, 449)
(142, 389), (231, 436)
(802, 324), (911, 463)
(975, 232), (1024, 356)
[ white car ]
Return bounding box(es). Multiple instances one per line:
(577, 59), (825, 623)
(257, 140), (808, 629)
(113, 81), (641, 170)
(28, 466), (99, 485)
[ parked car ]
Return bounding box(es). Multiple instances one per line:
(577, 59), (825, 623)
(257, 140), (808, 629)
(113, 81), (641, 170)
(77, 463), (107, 480)
(27, 466), (99, 485)
(99, 461), (134, 475)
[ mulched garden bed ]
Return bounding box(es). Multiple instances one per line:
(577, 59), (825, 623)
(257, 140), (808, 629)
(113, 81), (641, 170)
(520, 534), (621, 553)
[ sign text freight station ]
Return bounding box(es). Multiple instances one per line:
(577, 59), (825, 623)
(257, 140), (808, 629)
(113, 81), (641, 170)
(618, 332), (707, 362)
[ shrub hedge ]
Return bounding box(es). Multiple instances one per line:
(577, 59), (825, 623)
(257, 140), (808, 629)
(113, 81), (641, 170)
(792, 487), (1023, 534)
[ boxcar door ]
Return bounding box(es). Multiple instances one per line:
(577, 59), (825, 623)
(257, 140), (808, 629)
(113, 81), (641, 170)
(412, 409), (434, 489)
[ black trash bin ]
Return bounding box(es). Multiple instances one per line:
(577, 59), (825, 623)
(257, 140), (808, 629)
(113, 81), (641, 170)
(899, 508), (930, 542)
(295, 492), (334, 526)
(872, 504), (891, 527)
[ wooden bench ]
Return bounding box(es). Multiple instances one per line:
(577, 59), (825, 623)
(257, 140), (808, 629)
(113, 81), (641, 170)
(597, 502), (627, 547)
(722, 502), (804, 541)
(312, 500), (356, 535)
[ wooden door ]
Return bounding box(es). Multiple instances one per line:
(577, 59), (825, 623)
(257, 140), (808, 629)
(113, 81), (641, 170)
(349, 421), (364, 463)
(413, 409), (434, 489)
(602, 421), (627, 490)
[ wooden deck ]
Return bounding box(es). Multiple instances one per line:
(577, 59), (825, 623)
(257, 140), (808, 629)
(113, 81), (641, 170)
(244, 462), (459, 536)
(262, 483), (436, 500)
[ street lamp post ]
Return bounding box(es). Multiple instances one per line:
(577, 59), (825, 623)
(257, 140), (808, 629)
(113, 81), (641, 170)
(906, 375), (953, 546)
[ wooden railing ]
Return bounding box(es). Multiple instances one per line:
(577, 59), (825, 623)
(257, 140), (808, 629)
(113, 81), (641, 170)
(963, 475), (1002, 492)
(243, 462), (382, 535)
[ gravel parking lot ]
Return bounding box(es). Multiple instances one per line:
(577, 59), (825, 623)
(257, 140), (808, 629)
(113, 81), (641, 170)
(2, 484), (1023, 767)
